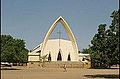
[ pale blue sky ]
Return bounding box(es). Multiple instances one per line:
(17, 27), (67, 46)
(2, 0), (118, 51)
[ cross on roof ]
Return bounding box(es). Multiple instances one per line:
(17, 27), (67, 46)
(57, 29), (62, 49)
(57, 29), (62, 39)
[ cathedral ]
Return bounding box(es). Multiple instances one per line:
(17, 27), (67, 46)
(28, 16), (91, 68)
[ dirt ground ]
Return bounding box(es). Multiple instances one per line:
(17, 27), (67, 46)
(1, 66), (119, 79)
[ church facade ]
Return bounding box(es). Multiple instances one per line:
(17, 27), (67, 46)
(27, 16), (91, 68)
(28, 16), (79, 62)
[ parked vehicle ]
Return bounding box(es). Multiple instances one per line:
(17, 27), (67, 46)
(1, 62), (12, 67)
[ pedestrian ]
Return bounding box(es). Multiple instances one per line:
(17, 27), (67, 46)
(63, 64), (67, 72)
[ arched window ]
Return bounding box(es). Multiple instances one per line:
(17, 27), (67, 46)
(48, 53), (51, 61)
(67, 53), (71, 61)
(57, 50), (62, 61)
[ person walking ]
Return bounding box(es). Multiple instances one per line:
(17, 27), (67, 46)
(63, 64), (67, 72)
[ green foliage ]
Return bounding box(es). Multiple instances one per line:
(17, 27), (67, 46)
(1, 35), (28, 63)
(105, 10), (119, 66)
(91, 24), (108, 68)
(82, 10), (119, 68)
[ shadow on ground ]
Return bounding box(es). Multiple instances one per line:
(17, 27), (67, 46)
(84, 74), (119, 78)
(1, 68), (21, 70)
(90, 67), (119, 70)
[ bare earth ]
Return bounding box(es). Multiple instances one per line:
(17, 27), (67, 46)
(1, 66), (119, 79)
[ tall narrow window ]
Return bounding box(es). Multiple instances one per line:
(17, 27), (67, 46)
(48, 53), (51, 61)
(67, 53), (71, 61)
(57, 50), (62, 61)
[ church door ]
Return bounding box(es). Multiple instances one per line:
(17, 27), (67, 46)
(57, 50), (62, 61)
(48, 53), (51, 61)
(67, 53), (71, 61)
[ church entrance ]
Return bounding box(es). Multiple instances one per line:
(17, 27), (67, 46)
(57, 50), (62, 61)
(48, 53), (51, 61)
(67, 53), (71, 61)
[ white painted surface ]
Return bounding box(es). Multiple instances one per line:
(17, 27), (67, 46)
(28, 39), (79, 61)
(28, 16), (79, 62)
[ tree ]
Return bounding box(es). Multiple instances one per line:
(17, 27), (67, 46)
(1, 35), (28, 63)
(105, 10), (119, 66)
(90, 24), (108, 68)
(83, 10), (119, 68)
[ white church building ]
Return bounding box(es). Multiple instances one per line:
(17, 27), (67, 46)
(28, 16), (90, 68)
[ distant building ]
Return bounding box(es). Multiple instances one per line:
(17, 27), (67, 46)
(78, 53), (91, 62)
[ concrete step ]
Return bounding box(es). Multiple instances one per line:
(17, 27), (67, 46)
(27, 61), (92, 68)
(43, 61), (84, 68)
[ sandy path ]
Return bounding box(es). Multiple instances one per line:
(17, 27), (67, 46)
(1, 66), (119, 79)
